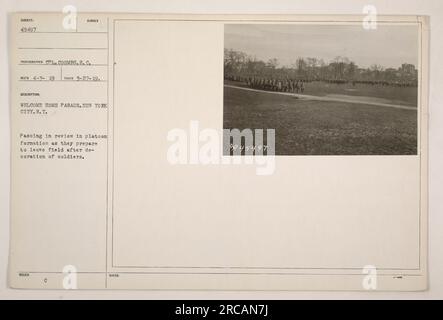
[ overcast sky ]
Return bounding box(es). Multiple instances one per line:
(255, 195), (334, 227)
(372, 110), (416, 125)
(225, 24), (418, 69)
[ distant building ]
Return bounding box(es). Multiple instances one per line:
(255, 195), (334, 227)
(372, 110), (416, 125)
(399, 63), (417, 75)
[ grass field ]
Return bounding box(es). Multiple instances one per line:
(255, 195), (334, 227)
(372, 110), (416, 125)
(293, 81), (417, 107)
(223, 85), (417, 155)
(225, 80), (418, 107)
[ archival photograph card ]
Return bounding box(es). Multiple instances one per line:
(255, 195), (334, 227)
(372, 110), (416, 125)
(8, 13), (428, 290)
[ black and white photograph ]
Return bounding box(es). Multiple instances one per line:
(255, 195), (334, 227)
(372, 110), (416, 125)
(223, 24), (419, 155)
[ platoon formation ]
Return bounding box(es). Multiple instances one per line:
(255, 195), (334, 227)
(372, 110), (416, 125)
(246, 77), (306, 93)
(225, 75), (306, 93)
(225, 74), (418, 92)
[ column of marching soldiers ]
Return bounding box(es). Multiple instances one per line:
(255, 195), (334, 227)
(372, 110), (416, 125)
(244, 76), (306, 93)
(225, 75), (418, 91)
